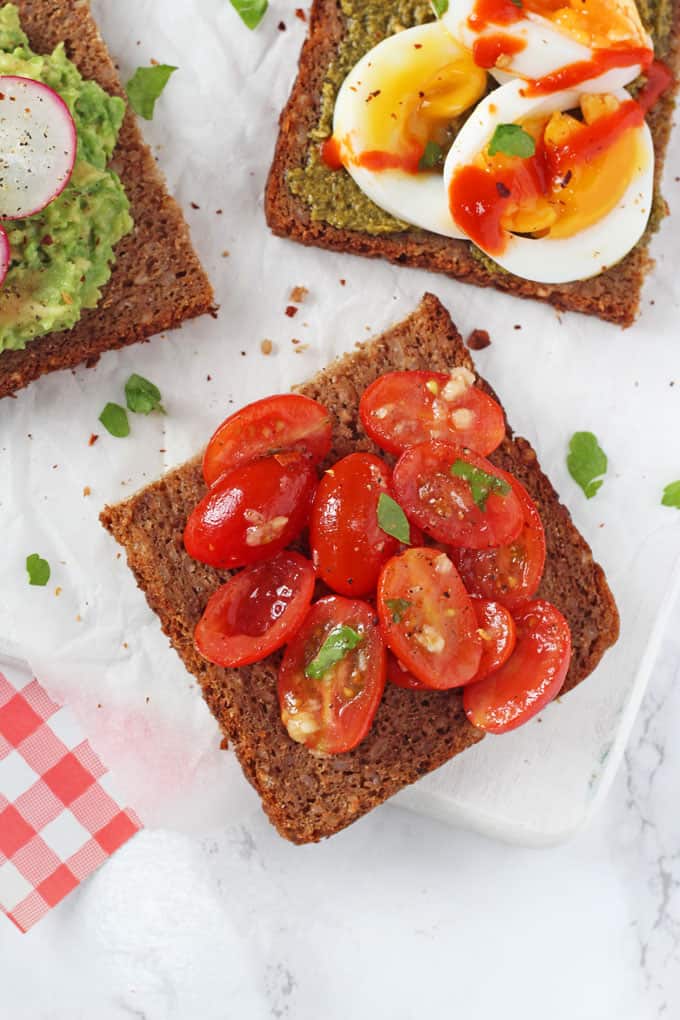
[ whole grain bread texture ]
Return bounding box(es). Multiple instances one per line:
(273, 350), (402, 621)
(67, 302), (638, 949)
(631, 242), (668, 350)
(265, 0), (680, 327)
(101, 293), (619, 844)
(0, 0), (214, 400)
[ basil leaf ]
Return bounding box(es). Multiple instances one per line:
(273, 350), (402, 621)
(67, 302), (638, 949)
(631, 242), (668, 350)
(99, 402), (130, 438)
(377, 493), (411, 545)
(230, 0), (268, 29)
(126, 65), (177, 120)
(125, 374), (166, 415)
(305, 625), (363, 680)
(567, 432), (607, 499)
(419, 140), (444, 171)
(450, 459), (511, 511)
(488, 124), (536, 159)
(385, 598), (411, 624)
(26, 553), (50, 587)
(431, 0), (449, 15)
(661, 480), (680, 509)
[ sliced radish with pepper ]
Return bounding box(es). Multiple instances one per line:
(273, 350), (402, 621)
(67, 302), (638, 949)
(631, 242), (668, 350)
(0, 76), (77, 219)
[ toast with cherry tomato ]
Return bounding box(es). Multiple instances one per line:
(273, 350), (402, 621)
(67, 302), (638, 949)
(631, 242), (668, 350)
(101, 294), (619, 844)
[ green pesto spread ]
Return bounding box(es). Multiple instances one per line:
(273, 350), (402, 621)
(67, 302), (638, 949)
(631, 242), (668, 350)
(287, 0), (674, 244)
(0, 4), (133, 352)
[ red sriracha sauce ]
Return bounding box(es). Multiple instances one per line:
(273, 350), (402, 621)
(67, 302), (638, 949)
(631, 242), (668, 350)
(355, 148), (422, 174)
(636, 59), (675, 114)
(473, 33), (527, 69)
(525, 46), (653, 95)
(469, 0), (524, 29)
(321, 136), (344, 170)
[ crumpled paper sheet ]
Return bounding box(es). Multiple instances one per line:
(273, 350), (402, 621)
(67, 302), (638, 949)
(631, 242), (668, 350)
(0, 0), (678, 841)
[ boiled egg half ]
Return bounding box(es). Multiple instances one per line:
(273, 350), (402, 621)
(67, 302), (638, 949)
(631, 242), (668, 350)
(331, 21), (487, 236)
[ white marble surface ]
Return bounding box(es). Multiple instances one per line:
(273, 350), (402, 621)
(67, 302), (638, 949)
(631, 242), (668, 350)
(1, 623), (678, 1020)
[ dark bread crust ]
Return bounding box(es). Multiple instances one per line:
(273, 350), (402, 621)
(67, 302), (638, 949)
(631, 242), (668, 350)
(0, 0), (214, 400)
(265, 0), (680, 327)
(101, 294), (619, 844)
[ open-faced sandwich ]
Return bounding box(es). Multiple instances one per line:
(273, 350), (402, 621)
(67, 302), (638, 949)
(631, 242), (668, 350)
(0, 1), (213, 400)
(101, 294), (619, 843)
(266, 0), (679, 326)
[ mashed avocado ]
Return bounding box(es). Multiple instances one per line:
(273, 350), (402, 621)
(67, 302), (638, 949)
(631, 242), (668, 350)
(287, 0), (673, 243)
(0, 4), (133, 351)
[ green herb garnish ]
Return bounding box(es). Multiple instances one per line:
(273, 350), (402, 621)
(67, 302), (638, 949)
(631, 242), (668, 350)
(26, 554), (50, 587)
(385, 598), (412, 624)
(419, 140), (444, 171)
(99, 403), (130, 438)
(377, 493), (411, 545)
(125, 374), (166, 415)
(305, 625), (363, 680)
(488, 124), (536, 159)
(230, 0), (268, 29)
(661, 481), (680, 509)
(511, 0), (523, 7)
(567, 432), (608, 499)
(126, 65), (178, 120)
(450, 459), (511, 510)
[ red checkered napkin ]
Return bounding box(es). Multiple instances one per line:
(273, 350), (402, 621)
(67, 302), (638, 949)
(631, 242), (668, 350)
(0, 658), (141, 932)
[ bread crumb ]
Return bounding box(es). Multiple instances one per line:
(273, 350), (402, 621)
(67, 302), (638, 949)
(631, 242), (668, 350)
(83, 486), (91, 497)
(75, 614), (82, 622)
(339, 279), (346, 286)
(514, 324), (522, 330)
(278, 20), (286, 30)
(467, 329), (491, 351)
(285, 305), (298, 317)
(261, 339), (274, 355)
(55, 587), (62, 597)
(294, 344), (310, 354)
(221, 250), (230, 258)
(150, 57), (158, 66)
(290, 285), (308, 303)
(295, 7), (307, 20)
(88, 433), (99, 447)
(190, 202), (200, 210)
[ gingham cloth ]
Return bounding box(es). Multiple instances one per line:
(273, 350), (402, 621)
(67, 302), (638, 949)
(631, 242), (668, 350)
(0, 658), (141, 932)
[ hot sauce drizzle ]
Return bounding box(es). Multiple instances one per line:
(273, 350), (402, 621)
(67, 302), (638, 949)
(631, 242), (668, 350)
(525, 47), (653, 95)
(321, 136), (344, 170)
(636, 59), (675, 113)
(473, 33), (527, 69)
(469, 0), (524, 30)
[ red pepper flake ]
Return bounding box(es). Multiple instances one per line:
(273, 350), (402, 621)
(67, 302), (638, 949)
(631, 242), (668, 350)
(366, 89), (381, 103)
(41, 234), (54, 246)
(190, 202), (200, 210)
(495, 181), (510, 198)
(278, 20), (286, 30)
(467, 329), (491, 351)
(295, 8), (306, 21)
(339, 278), (346, 286)
(290, 285), (308, 303)
(88, 433), (99, 447)
(285, 305), (298, 318)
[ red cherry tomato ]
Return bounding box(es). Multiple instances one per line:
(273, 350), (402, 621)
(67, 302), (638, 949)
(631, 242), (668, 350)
(184, 452), (317, 569)
(463, 600), (572, 734)
(377, 547), (482, 689)
(386, 652), (427, 690)
(471, 598), (516, 680)
(309, 453), (418, 597)
(203, 394), (332, 487)
(278, 596), (386, 754)
(194, 552), (315, 667)
(360, 370), (505, 456)
(392, 441), (524, 549)
(453, 470), (546, 610)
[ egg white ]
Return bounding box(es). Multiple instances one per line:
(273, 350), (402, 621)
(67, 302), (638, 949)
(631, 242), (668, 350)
(442, 81), (655, 284)
(333, 22), (473, 238)
(443, 0), (652, 92)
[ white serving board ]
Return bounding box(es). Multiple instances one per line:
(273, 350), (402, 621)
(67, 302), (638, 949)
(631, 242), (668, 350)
(0, 0), (678, 845)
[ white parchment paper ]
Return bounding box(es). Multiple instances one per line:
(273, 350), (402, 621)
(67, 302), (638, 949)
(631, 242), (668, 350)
(0, 0), (678, 842)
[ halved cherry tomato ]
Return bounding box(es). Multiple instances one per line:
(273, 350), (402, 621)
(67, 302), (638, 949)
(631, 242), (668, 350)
(360, 369), (505, 457)
(392, 441), (524, 549)
(310, 453), (418, 597)
(203, 394), (332, 487)
(471, 598), (516, 680)
(453, 469), (546, 610)
(184, 452), (317, 569)
(194, 552), (315, 667)
(278, 596), (386, 754)
(387, 652), (427, 690)
(377, 547), (482, 689)
(463, 600), (572, 733)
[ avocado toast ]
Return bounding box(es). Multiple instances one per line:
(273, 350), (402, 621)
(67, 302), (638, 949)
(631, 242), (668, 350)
(0, 1), (213, 400)
(265, 0), (680, 327)
(101, 294), (619, 844)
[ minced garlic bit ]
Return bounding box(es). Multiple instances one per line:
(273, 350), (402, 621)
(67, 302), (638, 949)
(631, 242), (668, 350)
(415, 625), (445, 654)
(425, 379), (439, 395)
(245, 515), (289, 547)
(434, 553), (452, 574)
(442, 366), (475, 402)
(373, 405), (391, 419)
(285, 712), (320, 742)
(451, 408), (475, 430)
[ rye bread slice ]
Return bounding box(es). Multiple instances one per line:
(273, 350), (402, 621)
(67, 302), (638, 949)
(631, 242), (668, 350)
(265, 0), (680, 328)
(101, 293), (619, 844)
(0, 0), (214, 400)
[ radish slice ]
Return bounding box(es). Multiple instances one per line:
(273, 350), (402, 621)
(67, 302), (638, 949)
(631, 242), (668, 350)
(0, 76), (77, 220)
(0, 225), (10, 287)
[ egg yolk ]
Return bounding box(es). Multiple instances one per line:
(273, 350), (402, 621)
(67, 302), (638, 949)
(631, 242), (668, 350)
(339, 34), (487, 174)
(448, 94), (648, 254)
